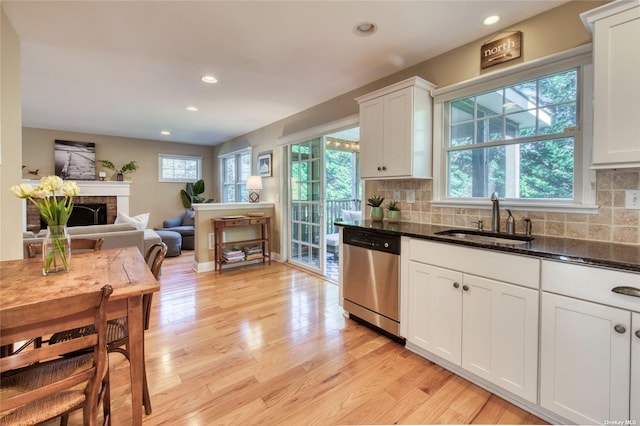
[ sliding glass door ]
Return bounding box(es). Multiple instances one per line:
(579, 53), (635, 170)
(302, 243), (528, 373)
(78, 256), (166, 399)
(287, 127), (361, 279)
(289, 138), (323, 273)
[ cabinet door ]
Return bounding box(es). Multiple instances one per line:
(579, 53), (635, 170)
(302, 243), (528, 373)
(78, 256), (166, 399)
(382, 86), (413, 177)
(540, 292), (631, 424)
(591, 6), (640, 168)
(461, 275), (539, 403)
(408, 261), (462, 365)
(632, 312), (640, 423)
(359, 97), (385, 178)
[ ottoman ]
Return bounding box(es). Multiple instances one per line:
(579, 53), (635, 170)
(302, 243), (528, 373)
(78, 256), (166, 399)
(156, 230), (182, 257)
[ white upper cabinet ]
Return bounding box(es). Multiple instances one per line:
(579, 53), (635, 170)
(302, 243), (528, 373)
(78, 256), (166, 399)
(357, 77), (436, 179)
(582, 1), (640, 169)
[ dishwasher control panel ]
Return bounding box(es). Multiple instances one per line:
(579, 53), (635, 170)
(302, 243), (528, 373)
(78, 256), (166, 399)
(343, 227), (400, 255)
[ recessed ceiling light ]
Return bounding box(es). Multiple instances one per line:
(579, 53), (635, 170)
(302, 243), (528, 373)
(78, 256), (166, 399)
(201, 75), (218, 84)
(161, 130), (171, 135)
(186, 106), (199, 112)
(354, 22), (377, 36)
(483, 15), (500, 26)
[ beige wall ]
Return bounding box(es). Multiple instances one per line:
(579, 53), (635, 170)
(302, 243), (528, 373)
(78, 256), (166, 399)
(219, 1), (636, 249)
(1, 5), (24, 261)
(9, 1), (632, 263)
(21, 127), (216, 229)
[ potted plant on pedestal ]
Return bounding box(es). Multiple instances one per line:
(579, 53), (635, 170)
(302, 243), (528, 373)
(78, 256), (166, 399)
(367, 195), (385, 222)
(386, 200), (401, 223)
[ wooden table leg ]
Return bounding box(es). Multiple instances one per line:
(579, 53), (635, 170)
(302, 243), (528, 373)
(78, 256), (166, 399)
(127, 296), (144, 426)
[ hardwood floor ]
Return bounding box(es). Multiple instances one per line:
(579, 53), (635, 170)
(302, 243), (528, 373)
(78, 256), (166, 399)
(63, 253), (546, 425)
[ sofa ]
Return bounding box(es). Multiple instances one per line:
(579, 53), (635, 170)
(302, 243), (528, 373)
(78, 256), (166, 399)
(23, 223), (162, 259)
(160, 210), (195, 250)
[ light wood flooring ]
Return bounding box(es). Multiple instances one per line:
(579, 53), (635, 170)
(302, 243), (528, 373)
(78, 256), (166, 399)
(64, 253), (546, 425)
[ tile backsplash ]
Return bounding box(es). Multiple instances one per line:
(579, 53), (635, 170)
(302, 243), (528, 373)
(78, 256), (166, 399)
(370, 170), (640, 245)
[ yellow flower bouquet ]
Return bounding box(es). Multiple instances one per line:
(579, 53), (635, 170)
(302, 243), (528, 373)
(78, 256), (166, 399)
(10, 176), (80, 274)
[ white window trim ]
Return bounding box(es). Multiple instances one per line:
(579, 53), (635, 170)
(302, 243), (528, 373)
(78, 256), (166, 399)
(218, 147), (252, 203)
(158, 153), (203, 183)
(432, 45), (598, 214)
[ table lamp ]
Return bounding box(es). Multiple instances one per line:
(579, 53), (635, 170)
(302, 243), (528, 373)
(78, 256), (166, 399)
(246, 176), (263, 203)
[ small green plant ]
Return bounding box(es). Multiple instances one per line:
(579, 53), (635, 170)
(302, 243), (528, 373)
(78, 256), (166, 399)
(386, 200), (400, 211)
(367, 195), (384, 207)
(181, 179), (214, 209)
(98, 160), (138, 175)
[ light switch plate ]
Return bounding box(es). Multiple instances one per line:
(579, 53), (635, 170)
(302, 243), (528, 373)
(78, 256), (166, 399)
(406, 189), (415, 204)
(625, 190), (640, 209)
(393, 190), (402, 201)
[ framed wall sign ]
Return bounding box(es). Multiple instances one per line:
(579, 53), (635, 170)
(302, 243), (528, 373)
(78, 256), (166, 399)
(258, 153), (272, 177)
(480, 31), (522, 69)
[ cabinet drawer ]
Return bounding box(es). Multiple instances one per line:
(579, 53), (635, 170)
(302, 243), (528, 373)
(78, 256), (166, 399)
(542, 260), (640, 312)
(409, 239), (539, 289)
(220, 219), (250, 227)
(250, 218), (268, 225)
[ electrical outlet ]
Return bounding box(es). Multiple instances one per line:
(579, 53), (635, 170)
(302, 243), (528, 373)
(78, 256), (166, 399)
(393, 190), (401, 201)
(625, 190), (640, 209)
(406, 189), (416, 204)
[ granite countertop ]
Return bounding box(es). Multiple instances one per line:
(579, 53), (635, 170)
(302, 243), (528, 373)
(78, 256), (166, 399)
(336, 220), (640, 274)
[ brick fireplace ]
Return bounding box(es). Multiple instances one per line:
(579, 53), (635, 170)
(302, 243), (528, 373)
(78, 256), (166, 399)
(22, 180), (131, 232)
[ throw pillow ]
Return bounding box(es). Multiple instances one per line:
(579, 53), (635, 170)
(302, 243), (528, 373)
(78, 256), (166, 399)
(115, 212), (150, 231)
(181, 210), (195, 226)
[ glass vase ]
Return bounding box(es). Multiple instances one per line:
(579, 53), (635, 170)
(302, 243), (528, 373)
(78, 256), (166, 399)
(42, 225), (71, 275)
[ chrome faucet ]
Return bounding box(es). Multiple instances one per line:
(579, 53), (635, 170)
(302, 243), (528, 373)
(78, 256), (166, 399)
(490, 192), (500, 232)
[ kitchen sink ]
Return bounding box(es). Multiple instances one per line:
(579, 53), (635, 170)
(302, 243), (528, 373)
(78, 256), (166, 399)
(435, 229), (534, 245)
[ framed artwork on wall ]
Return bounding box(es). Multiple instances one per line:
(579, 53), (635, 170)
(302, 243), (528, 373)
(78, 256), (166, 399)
(258, 152), (272, 177)
(54, 140), (96, 180)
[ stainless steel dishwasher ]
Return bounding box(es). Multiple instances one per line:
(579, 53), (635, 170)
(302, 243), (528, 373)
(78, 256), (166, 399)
(342, 227), (401, 337)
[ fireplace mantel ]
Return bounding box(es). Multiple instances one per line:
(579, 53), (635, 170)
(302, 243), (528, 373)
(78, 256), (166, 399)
(21, 180), (131, 231)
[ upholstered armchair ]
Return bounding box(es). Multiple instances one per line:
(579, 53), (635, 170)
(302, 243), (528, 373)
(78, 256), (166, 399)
(161, 210), (195, 250)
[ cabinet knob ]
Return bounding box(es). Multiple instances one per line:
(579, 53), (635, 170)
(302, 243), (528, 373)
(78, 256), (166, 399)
(377, 166), (382, 171)
(382, 166), (387, 171)
(614, 324), (626, 334)
(635, 330), (640, 339)
(453, 282), (460, 289)
(462, 285), (469, 292)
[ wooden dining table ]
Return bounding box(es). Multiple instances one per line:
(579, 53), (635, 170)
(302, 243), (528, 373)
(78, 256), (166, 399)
(0, 246), (159, 426)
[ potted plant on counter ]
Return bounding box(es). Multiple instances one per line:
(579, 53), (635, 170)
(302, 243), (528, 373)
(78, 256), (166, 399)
(386, 200), (401, 223)
(367, 195), (384, 222)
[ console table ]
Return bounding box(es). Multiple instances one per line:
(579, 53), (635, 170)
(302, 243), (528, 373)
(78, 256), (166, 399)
(212, 216), (271, 271)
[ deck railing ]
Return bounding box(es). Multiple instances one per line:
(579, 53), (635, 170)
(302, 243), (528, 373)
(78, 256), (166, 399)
(326, 198), (361, 233)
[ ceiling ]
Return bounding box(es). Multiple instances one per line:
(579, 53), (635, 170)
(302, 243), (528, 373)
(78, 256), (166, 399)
(3, 1), (566, 146)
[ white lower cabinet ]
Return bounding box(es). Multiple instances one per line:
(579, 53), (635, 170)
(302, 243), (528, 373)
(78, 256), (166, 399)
(407, 260), (539, 403)
(540, 292), (631, 424)
(408, 262), (462, 364)
(632, 313), (640, 423)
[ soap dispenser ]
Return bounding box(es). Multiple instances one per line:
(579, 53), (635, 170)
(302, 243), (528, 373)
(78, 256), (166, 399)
(506, 209), (515, 234)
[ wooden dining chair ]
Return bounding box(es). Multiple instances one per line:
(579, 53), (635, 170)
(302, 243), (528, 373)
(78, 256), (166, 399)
(0, 285), (113, 426)
(50, 242), (168, 416)
(26, 237), (105, 258)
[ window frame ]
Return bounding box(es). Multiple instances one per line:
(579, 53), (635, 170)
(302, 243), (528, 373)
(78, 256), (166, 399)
(432, 45), (597, 213)
(218, 148), (252, 203)
(158, 154), (203, 183)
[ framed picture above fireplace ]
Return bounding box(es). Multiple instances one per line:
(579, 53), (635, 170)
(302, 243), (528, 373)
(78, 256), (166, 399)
(54, 140), (96, 180)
